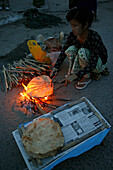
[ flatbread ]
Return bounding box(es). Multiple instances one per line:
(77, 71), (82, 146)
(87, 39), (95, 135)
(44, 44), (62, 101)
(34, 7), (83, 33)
(26, 75), (53, 98)
(22, 118), (64, 159)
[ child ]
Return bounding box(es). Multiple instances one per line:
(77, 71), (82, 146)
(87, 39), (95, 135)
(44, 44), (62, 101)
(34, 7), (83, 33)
(50, 7), (108, 89)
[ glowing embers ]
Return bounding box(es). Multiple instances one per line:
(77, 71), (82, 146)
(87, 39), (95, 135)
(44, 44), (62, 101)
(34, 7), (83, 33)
(20, 94), (40, 115)
(20, 92), (47, 115)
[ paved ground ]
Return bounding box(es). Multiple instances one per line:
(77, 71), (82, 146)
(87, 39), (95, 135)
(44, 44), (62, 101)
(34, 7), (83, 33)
(0, 0), (113, 170)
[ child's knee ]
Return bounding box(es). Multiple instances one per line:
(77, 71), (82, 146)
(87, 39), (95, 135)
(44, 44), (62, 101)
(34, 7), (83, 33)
(65, 46), (77, 55)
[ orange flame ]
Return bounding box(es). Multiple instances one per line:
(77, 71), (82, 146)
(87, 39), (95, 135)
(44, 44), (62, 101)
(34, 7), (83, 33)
(20, 91), (30, 100)
(22, 83), (27, 91)
(20, 83), (29, 99)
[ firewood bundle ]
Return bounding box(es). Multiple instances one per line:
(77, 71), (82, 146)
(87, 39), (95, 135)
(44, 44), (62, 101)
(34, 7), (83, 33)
(2, 55), (51, 92)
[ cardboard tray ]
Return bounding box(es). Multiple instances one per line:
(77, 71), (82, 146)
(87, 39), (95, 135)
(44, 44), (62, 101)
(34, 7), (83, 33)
(12, 97), (111, 170)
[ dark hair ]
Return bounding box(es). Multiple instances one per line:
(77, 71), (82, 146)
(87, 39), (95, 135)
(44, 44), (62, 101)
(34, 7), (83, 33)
(66, 7), (94, 28)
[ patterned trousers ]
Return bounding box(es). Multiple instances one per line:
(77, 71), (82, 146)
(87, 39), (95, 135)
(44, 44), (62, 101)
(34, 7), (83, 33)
(65, 45), (107, 78)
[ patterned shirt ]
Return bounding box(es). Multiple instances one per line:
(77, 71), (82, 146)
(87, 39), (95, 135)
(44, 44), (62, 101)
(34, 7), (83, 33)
(54, 29), (108, 79)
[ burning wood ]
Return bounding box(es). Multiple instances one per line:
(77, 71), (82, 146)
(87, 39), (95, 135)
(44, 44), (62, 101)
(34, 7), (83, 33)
(38, 98), (58, 109)
(20, 90), (46, 115)
(19, 77), (54, 115)
(20, 92), (59, 116)
(20, 89), (71, 116)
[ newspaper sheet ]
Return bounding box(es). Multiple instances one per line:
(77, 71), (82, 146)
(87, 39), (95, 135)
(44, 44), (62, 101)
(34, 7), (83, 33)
(49, 101), (102, 145)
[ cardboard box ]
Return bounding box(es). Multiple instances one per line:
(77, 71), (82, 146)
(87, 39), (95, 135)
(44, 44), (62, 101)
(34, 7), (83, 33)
(12, 97), (111, 170)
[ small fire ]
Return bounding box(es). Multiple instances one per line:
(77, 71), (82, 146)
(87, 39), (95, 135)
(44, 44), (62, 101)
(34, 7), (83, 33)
(20, 82), (49, 106)
(19, 81), (54, 116)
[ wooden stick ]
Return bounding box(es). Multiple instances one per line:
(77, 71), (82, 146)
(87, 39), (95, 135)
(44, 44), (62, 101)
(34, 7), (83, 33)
(0, 72), (4, 91)
(24, 59), (47, 71)
(38, 99), (58, 109)
(7, 70), (35, 77)
(66, 74), (78, 83)
(48, 98), (71, 101)
(35, 102), (46, 115)
(11, 75), (18, 85)
(6, 71), (13, 89)
(21, 60), (41, 72)
(6, 70), (36, 74)
(7, 63), (16, 70)
(25, 58), (46, 65)
(54, 84), (64, 91)
(64, 78), (68, 87)
(58, 78), (66, 84)
(11, 73), (18, 81)
(3, 65), (8, 92)
(25, 59), (47, 71)
(15, 66), (34, 70)
(43, 102), (58, 109)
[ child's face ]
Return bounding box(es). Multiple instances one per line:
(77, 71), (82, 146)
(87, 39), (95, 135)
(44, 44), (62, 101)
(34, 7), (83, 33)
(70, 19), (87, 36)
